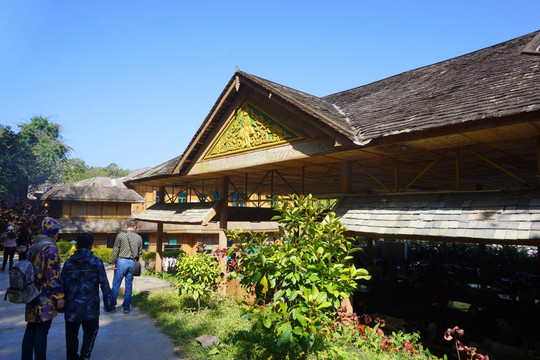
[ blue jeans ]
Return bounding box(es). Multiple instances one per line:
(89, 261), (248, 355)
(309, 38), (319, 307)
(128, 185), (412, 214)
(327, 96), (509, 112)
(111, 258), (134, 310)
(22, 320), (52, 360)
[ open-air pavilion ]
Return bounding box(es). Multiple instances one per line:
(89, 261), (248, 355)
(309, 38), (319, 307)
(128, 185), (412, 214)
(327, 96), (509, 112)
(124, 30), (540, 355)
(129, 30), (540, 271)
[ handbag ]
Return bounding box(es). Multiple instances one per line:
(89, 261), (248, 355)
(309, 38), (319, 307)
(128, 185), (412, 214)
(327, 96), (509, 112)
(127, 232), (142, 277)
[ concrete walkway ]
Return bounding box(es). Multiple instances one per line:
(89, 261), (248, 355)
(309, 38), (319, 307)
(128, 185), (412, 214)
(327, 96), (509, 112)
(0, 255), (186, 360)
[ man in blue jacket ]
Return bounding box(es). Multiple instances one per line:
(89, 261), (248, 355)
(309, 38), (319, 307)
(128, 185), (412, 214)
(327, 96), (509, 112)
(61, 232), (115, 360)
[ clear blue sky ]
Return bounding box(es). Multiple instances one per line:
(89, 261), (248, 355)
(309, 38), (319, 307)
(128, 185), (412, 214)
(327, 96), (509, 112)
(1, 1), (539, 171)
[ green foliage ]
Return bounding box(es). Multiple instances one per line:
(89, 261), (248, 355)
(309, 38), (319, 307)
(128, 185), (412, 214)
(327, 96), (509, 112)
(92, 247), (113, 264)
(85, 163), (130, 179)
(57, 241), (73, 261)
(57, 241), (113, 263)
(0, 125), (41, 201)
(60, 158), (90, 184)
(60, 159), (131, 185)
(18, 116), (71, 187)
(175, 252), (220, 311)
(133, 289), (441, 360)
(228, 194), (370, 357)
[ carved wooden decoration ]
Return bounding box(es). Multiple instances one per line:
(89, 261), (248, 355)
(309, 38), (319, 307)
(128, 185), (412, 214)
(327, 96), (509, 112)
(204, 102), (303, 159)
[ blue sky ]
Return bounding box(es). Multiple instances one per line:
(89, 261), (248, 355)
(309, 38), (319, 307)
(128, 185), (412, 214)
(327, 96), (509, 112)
(1, 1), (539, 171)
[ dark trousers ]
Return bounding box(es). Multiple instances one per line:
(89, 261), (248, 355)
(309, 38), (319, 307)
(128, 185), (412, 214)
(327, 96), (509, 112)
(2, 246), (15, 271)
(65, 317), (99, 360)
(21, 320), (52, 360)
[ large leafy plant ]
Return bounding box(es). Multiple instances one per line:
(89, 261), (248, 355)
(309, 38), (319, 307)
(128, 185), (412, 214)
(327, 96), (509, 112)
(228, 194), (370, 358)
(176, 252), (220, 311)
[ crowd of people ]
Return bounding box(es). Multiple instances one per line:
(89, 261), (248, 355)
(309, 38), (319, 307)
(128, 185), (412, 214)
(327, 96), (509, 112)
(1, 200), (144, 360)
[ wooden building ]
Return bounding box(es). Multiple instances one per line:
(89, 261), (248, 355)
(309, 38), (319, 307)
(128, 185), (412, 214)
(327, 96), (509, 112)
(128, 31), (540, 275)
(41, 177), (146, 247)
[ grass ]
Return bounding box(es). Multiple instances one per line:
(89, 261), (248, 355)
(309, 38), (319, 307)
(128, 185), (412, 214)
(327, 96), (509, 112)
(132, 290), (281, 359)
(132, 289), (443, 360)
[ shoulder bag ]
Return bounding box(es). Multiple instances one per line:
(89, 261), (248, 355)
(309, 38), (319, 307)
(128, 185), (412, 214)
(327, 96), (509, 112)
(127, 232), (142, 276)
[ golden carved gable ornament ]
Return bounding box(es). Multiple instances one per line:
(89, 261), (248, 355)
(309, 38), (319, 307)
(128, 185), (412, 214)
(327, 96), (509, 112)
(204, 102), (303, 159)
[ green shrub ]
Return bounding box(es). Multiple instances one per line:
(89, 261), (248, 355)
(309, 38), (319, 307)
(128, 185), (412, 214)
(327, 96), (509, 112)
(228, 194), (370, 358)
(175, 252), (220, 311)
(57, 240), (73, 261)
(92, 247), (113, 264)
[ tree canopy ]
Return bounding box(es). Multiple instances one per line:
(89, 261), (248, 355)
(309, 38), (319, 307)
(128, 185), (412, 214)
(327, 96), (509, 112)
(0, 116), (131, 203)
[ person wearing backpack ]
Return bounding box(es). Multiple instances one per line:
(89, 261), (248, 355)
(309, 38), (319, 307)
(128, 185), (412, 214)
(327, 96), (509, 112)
(22, 217), (65, 360)
(1, 225), (18, 272)
(61, 232), (115, 360)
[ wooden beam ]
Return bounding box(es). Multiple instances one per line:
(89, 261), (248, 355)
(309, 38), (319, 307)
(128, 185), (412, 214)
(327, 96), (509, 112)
(467, 148), (532, 187)
(402, 158), (439, 191)
(275, 170), (297, 194)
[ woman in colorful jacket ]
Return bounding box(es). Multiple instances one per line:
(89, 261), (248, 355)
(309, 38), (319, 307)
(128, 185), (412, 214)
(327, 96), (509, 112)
(22, 217), (65, 360)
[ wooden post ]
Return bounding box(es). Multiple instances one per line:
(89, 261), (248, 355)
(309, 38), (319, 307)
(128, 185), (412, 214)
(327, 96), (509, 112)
(341, 161), (352, 193)
(479, 243), (487, 289)
(218, 177), (229, 295)
(219, 177), (229, 260)
(155, 186), (165, 273)
(366, 238), (374, 267)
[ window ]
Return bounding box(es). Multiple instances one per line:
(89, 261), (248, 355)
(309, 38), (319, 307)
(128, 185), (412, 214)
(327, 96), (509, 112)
(231, 192), (247, 207)
(178, 192), (187, 203)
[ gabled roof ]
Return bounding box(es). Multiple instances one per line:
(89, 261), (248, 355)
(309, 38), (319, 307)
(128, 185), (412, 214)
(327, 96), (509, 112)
(74, 177), (128, 188)
(42, 185), (144, 203)
(129, 30), (540, 184)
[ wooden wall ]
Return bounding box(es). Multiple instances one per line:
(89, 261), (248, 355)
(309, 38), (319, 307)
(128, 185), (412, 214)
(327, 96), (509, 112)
(56, 201), (131, 218)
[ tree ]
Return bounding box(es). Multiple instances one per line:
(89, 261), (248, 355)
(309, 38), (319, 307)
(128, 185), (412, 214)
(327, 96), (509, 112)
(60, 158), (89, 184)
(17, 116), (71, 187)
(0, 125), (35, 202)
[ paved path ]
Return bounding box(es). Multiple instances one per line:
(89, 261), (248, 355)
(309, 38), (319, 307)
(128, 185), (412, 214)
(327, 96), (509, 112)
(0, 255), (186, 360)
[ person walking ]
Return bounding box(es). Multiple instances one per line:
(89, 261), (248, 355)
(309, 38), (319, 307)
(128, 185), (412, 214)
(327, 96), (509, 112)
(61, 232), (115, 360)
(16, 225), (32, 261)
(111, 219), (143, 314)
(22, 217), (65, 360)
(1, 225), (17, 272)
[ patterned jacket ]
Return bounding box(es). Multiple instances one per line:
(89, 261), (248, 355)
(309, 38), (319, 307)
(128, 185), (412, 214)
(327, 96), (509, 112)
(61, 248), (115, 322)
(25, 234), (64, 323)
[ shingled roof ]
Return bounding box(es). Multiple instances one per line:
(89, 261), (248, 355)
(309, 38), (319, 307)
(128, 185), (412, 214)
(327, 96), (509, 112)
(42, 185), (144, 203)
(334, 190), (540, 245)
(324, 31), (540, 145)
(129, 30), (540, 183)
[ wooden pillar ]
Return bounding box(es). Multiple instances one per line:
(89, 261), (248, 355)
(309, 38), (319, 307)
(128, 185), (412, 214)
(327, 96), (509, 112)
(478, 243), (487, 289)
(537, 137), (540, 185)
(219, 176), (229, 261)
(155, 186), (165, 273)
(366, 238), (374, 266)
(537, 246), (540, 275)
(341, 161), (352, 193)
